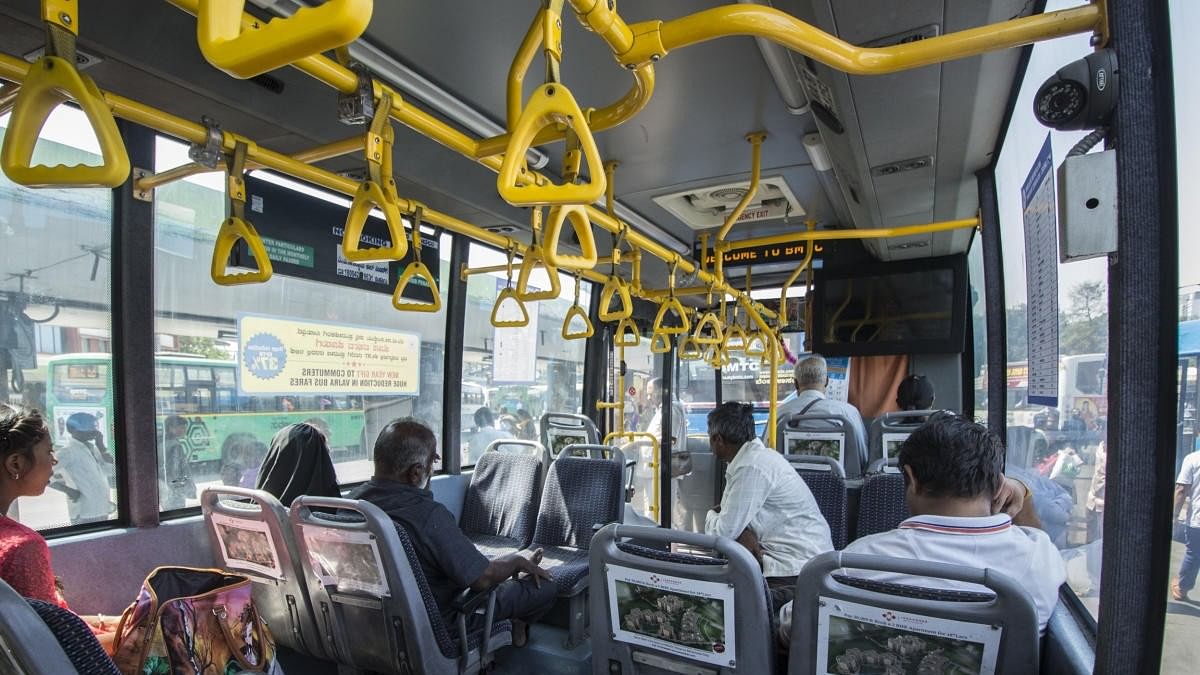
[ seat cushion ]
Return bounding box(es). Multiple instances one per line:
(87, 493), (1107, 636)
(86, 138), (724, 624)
(26, 599), (120, 675)
(533, 456), (623, 548)
(856, 472), (909, 540)
(469, 533), (525, 559)
(539, 546), (591, 593)
(797, 470), (848, 549)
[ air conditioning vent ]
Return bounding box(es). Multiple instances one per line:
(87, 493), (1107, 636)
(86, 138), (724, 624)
(871, 155), (934, 177)
(23, 46), (103, 70)
(652, 176), (805, 230)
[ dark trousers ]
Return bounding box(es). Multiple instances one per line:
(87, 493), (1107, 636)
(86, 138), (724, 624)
(492, 576), (559, 623)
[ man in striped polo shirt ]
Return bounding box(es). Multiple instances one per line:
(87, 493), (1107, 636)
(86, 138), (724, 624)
(778, 414), (1065, 643)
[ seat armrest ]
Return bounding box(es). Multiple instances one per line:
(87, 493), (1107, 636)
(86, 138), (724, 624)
(455, 586), (500, 667)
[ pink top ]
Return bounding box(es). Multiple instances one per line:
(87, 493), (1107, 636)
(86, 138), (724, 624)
(0, 515), (68, 608)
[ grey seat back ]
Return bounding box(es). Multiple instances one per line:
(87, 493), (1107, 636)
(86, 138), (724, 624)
(785, 454), (848, 550)
(856, 465), (910, 539)
(0, 578), (97, 675)
(486, 438), (552, 492)
(561, 443), (637, 502)
(290, 496), (509, 675)
(589, 524), (775, 675)
(200, 486), (327, 659)
(868, 409), (941, 465)
(534, 454), (626, 548)
(777, 412), (866, 478)
(540, 412), (600, 456)
(461, 451), (543, 546)
(789, 552), (1040, 675)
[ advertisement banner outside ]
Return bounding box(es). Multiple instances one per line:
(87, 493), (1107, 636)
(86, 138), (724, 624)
(606, 564), (737, 668)
(491, 278), (539, 384)
(237, 313), (420, 396)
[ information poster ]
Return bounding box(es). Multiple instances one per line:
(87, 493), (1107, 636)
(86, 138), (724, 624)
(816, 597), (1000, 675)
(1021, 135), (1060, 407)
(491, 278), (538, 384)
(211, 513), (283, 580)
(882, 432), (910, 465)
(825, 356), (851, 403)
(300, 525), (389, 597)
(783, 431), (845, 466)
(237, 313), (420, 396)
(606, 564), (737, 668)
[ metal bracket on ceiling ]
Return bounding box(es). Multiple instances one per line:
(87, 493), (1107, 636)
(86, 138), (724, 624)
(131, 168), (153, 202)
(187, 115), (224, 169)
(337, 62), (376, 125)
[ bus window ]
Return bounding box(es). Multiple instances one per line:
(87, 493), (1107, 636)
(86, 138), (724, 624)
(50, 362), (109, 404)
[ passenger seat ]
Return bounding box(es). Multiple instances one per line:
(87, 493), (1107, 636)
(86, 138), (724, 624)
(787, 454), (848, 549)
(855, 459), (910, 539)
(461, 450), (543, 558)
(0, 578), (115, 675)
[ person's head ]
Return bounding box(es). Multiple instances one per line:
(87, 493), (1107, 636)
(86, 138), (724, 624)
(898, 414), (1005, 516)
(896, 375), (935, 411)
(164, 415), (188, 439)
(706, 401), (756, 462)
(65, 412), (99, 444)
(794, 355), (828, 393)
(474, 406), (494, 429)
(645, 377), (662, 402)
(516, 408), (532, 421)
(0, 405), (55, 500)
(255, 424), (339, 506)
(303, 417), (332, 441)
(373, 418), (439, 488)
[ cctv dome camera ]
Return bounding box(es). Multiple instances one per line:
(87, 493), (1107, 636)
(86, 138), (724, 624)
(1034, 49), (1118, 131)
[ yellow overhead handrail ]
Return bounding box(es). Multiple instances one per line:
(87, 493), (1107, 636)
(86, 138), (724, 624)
(1, 2), (129, 188)
(542, 204), (598, 270)
(196, 0), (373, 79)
(615, 317), (641, 348)
(342, 93), (410, 263)
(211, 139), (273, 285)
(561, 273), (594, 340)
(491, 247), (530, 328)
(391, 207), (442, 313)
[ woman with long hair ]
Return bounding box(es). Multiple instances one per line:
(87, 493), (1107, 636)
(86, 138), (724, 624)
(255, 423), (341, 507)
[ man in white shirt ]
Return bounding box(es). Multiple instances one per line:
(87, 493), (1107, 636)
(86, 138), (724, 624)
(771, 355), (867, 466)
(1172, 447), (1200, 600)
(777, 414), (1064, 644)
(704, 401), (833, 616)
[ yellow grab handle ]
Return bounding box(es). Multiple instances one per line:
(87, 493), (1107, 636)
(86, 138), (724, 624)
(650, 331), (671, 354)
(197, 0), (373, 79)
(691, 311), (724, 345)
(496, 83), (606, 206)
(679, 337), (703, 360)
(615, 318), (641, 347)
(516, 253), (562, 302)
(745, 330), (769, 358)
(542, 204), (598, 270)
(598, 277), (633, 322)
(723, 324), (748, 352)
(708, 346), (732, 368)
(341, 180), (410, 263)
(1, 56), (129, 188)
(211, 216), (273, 285)
(653, 297), (690, 335)
(491, 287), (530, 328)
(391, 262), (442, 313)
(561, 304), (594, 340)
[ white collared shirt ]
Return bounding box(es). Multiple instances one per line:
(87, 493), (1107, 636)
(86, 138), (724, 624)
(841, 513), (1065, 631)
(704, 438), (833, 577)
(771, 389), (868, 459)
(1177, 450), (1200, 528)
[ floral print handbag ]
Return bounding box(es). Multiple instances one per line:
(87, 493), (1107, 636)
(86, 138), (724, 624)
(111, 566), (279, 675)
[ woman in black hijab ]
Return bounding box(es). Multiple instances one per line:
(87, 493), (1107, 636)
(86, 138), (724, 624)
(255, 423), (340, 506)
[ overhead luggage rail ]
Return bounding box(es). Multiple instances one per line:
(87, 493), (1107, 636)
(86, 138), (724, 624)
(1, 0), (129, 188)
(196, 0), (373, 79)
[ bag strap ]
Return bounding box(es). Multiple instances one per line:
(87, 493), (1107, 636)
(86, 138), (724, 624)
(211, 602), (271, 672)
(798, 397), (822, 416)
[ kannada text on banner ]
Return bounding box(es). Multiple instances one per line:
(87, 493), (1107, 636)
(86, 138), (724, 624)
(237, 314), (420, 396)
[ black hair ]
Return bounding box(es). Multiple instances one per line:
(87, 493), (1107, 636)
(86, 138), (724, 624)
(0, 404), (49, 462)
(898, 414), (1004, 499)
(706, 401), (756, 446)
(373, 417), (437, 477)
(897, 375), (935, 410)
(474, 406), (494, 428)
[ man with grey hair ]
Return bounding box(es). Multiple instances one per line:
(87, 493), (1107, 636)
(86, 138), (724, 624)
(349, 418), (555, 645)
(769, 354), (867, 464)
(705, 402), (833, 621)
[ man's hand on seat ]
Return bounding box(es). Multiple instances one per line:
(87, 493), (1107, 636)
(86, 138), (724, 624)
(735, 527), (765, 569)
(515, 549), (552, 588)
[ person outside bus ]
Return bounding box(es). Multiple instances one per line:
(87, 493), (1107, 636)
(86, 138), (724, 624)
(1172, 446), (1200, 601)
(161, 415), (195, 510)
(770, 355), (867, 461)
(349, 418), (555, 645)
(466, 407), (510, 465)
(704, 401), (833, 621)
(54, 412), (114, 524)
(778, 414), (1065, 644)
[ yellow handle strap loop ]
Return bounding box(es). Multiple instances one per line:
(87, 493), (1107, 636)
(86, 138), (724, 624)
(679, 337), (703, 361)
(497, 83), (606, 206)
(211, 140), (273, 286)
(342, 94), (410, 263)
(196, 0), (373, 79)
(391, 207), (442, 313)
(542, 204), (598, 270)
(691, 311), (724, 346)
(652, 259), (689, 335)
(598, 276), (633, 322)
(724, 323), (749, 352)
(1, 54), (130, 188)
(650, 330), (672, 354)
(744, 330), (769, 358)
(614, 317), (641, 347)
(561, 273), (594, 340)
(491, 287), (531, 328)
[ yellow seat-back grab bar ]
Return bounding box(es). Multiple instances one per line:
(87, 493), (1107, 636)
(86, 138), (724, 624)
(1, 56), (130, 188)
(197, 0), (373, 79)
(211, 139), (273, 285)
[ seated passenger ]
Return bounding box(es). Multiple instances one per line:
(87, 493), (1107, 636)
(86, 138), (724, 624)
(466, 407), (510, 465)
(778, 414), (1065, 643)
(0, 405), (118, 654)
(704, 402), (833, 616)
(349, 418), (555, 645)
(770, 355), (867, 457)
(896, 374), (936, 423)
(255, 423), (341, 507)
